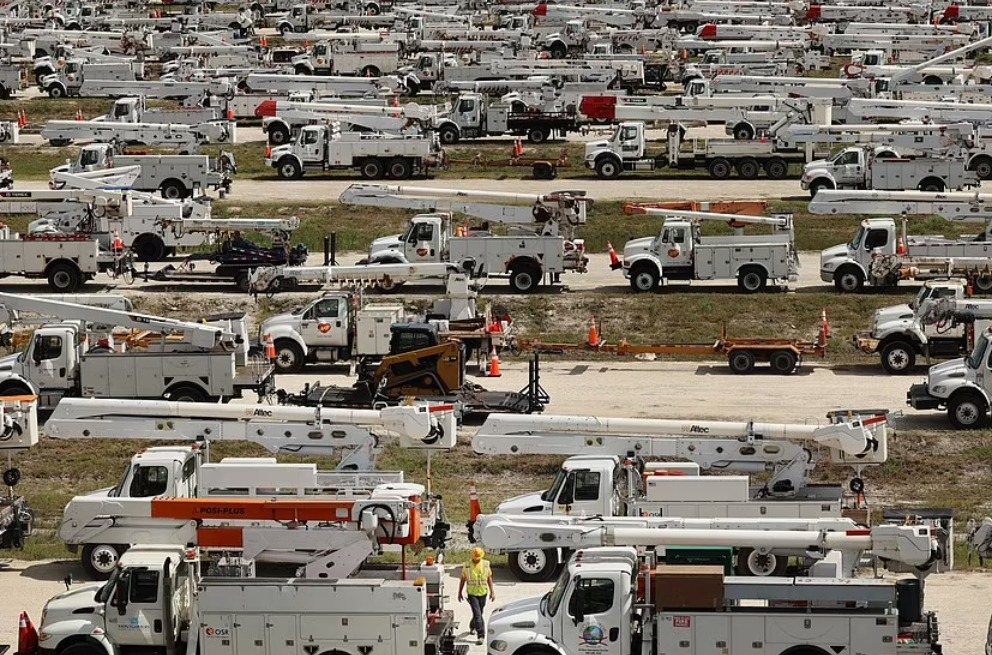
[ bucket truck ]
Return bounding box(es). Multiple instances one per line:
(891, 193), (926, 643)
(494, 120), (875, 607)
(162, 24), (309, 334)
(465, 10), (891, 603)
(0, 293), (274, 410)
(0, 396), (39, 551)
(811, 189), (992, 291)
(45, 396), (456, 576)
(847, 32), (992, 86)
(486, 544), (942, 655)
(434, 91), (580, 145)
(908, 297), (992, 428)
(255, 97), (437, 145)
(40, 117), (234, 150)
(618, 208), (799, 293)
(345, 184), (590, 293)
(471, 409), (889, 580)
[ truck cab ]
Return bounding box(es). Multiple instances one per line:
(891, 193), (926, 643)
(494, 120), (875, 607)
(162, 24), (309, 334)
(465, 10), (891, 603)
(0, 323), (82, 408)
(367, 214), (448, 265)
(910, 324), (992, 428)
(35, 545), (195, 655)
(495, 455), (618, 517)
(584, 122), (648, 178)
(819, 217), (898, 292)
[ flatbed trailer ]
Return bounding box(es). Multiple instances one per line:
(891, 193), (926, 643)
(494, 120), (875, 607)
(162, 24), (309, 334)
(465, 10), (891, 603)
(516, 314), (829, 374)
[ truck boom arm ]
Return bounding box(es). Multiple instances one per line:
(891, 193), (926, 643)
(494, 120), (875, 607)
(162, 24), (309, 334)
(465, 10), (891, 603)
(809, 190), (992, 223)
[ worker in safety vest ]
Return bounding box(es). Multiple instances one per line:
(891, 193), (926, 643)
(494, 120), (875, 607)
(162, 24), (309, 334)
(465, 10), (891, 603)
(458, 547), (495, 645)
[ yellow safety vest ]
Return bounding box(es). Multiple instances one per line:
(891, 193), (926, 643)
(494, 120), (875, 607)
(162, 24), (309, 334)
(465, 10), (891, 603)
(463, 560), (491, 596)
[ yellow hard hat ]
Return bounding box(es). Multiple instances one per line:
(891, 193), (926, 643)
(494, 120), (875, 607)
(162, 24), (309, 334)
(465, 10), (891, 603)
(471, 547), (485, 561)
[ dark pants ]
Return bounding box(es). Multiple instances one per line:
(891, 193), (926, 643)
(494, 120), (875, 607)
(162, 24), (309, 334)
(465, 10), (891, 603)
(468, 594), (488, 635)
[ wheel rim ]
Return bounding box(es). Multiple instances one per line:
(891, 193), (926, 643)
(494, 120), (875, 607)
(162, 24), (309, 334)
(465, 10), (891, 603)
(516, 549), (548, 576)
(390, 163), (407, 177)
(52, 270), (71, 289)
(634, 272), (654, 291)
(713, 163), (729, 177)
(280, 164), (296, 178)
(731, 353), (751, 371)
(164, 186), (180, 199)
(601, 161), (616, 177)
(90, 545), (120, 574)
(743, 273), (761, 290)
(364, 164), (380, 178)
(773, 354), (793, 372)
(514, 272), (534, 291)
(747, 551), (777, 576)
(885, 348), (910, 371)
(277, 347), (297, 370)
(976, 278), (992, 292)
(840, 274), (859, 292)
(978, 162), (992, 179)
(955, 401), (981, 426)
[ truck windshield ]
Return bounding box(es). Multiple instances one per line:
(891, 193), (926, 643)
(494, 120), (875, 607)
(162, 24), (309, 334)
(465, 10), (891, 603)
(95, 567), (122, 603)
(545, 566), (570, 617)
(80, 149), (100, 166)
(850, 226), (865, 251)
(541, 468), (567, 503)
(110, 464), (136, 498)
(968, 333), (988, 370)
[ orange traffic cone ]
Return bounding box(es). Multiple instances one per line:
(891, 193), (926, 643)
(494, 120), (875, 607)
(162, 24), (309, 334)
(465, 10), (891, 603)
(469, 481), (482, 522)
(897, 237), (907, 255)
(488, 345), (501, 377)
(513, 139), (524, 157)
(75, 108), (83, 121)
(111, 230), (124, 252)
(821, 308), (831, 339)
(587, 315), (600, 347)
(607, 241), (621, 269)
(264, 334), (276, 360)
(18, 612), (38, 655)
(227, 108), (234, 121)
(261, 35), (268, 48)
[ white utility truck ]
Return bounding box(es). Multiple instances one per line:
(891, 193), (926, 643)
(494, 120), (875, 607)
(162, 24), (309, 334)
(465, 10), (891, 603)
(0, 294), (273, 410)
(265, 124), (444, 180)
(471, 409), (889, 580)
(801, 146), (979, 196)
(40, 118), (234, 149)
(812, 190), (992, 292)
(619, 208), (799, 293)
(434, 91), (580, 144)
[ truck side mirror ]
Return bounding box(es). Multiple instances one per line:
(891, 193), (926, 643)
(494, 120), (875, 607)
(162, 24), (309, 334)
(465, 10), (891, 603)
(114, 572), (130, 616)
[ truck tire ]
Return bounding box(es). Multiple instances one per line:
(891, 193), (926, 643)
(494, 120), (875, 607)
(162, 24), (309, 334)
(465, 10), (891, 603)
(48, 83), (66, 98)
(278, 23), (292, 35)
(166, 385), (207, 403)
(922, 75), (944, 85)
(438, 124), (459, 145)
(509, 263), (542, 293)
(975, 276), (992, 293)
(948, 391), (987, 429)
(387, 157), (412, 179)
(133, 234), (166, 262)
(769, 350), (797, 375)
(808, 179), (833, 198)
(737, 266), (766, 293)
(46, 262), (82, 292)
(764, 158), (789, 179)
(880, 341), (916, 375)
(360, 158), (385, 179)
(728, 350), (756, 374)
(160, 179), (188, 200)
(58, 641), (104, 655)
(82, 543), (126, 580)
(360, 65), (381, 77)
(918, 177), (945, 192)
(736, 158), (761, 179)
(731, 122), (755, 140)
(707, 157), (732, 179)
(594, 156), (622, 179)
(629, 264), (659, 293)
(971, 156), (992, 180)
(736, 548), (788, 577)
(0, 382), (32, 398)
(0, 85), (9, 101)
(834, 267), (864, 293)
(527, 126), (548, 144)
(273, 339), (305, 374)
(548, 42), (567, 59)
(268, 122), (291, 145)
(508, 548), (559, 582)
(276, 157), (302, 180)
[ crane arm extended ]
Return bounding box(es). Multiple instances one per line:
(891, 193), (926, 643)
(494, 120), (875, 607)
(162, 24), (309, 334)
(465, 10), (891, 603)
(45, 397), (457, 454)
(249, 262), (465, 292)
(809, 189), (992, 222)
(889, 32), (992, 84)
(623, 206), (792, 228)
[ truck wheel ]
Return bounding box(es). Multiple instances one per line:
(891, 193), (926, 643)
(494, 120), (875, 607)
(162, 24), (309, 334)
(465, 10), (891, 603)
(268, 123), (291, 145)
(728, 350), (756, 375)
(273, 339), (305, 374)
(277, 157), (302, 180)
(438, 124), (459, 145)
(834, 268), (864, 293)
(880, 341), (916, 375)
(731, 122), (755, 140)
(629, 264), (659, 293)
(0, 383), (31, 398)
(736, 548), (788, 577)
(532, 162), (557, 180)
(975, 276), (992, 293)
(770, 350), (797, 375)
(360, 158), (385, 180)
(59, 641), (105, 655)
(922, 75), (944, 85)
(387, 157), (412, 179)
(707, 157), (732, 179)
(971, 156), (992, 180)
(133, 234), (166, 262)
(293, 64), (310, 77)
(549, 42), (567, 59)
(160, 179), (188, 200)
(360, 65), (381, 77)
(508, 548), (558, 582)
(527, 126), (547, 144)
(918, 178), (945, 192)
(0, 86), (9, 101)
(278, 23), (292, 35)
(764, 158), (789, 179)
(510, 264), (542, 293)
(594, 157), (622, 179)
(82, 543), (125, 580)
(735, 158), (760, 180)
(808, 179), (833, 198)
(948, 392), (988, 429)
(167, 385), (207, 402)
(47, 262), (82, 292)
(49, 138), (72, 147)
(737, 267), (766, 293)
(48, 84), (66, 98)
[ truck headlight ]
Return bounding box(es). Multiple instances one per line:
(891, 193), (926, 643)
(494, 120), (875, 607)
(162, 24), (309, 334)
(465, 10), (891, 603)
(490, 640), (508, 652)
(932, 385), (945, 394)
(822, 261), (835, 271)
(38, 631), (51, 642)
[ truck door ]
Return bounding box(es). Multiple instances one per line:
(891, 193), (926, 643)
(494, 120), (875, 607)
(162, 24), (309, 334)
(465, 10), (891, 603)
(832, 149), (864, 186)
(554, 468), (606, 515)
(300, 297), (349, 348)
(313, 43), (329, 70)
(922, 285), (965, 343)
(106, 567), (165, 647)
(557, 576), (625, 655)
(617, 124), (643, 159)
(406, 220), (438, 262)
(455, 95), (479, 130)
(660, 225), (691, 268)
(25, 331), (73, 393)
(299, 127), (323, 163)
